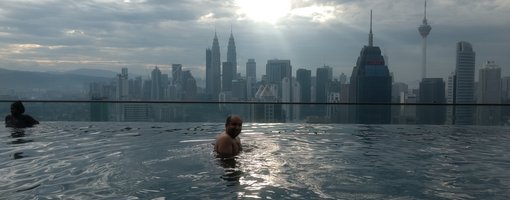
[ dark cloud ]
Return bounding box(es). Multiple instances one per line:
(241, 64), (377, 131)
(0, 0), (508, 86)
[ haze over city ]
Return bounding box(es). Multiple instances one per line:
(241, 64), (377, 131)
(0, 0), (508, 87)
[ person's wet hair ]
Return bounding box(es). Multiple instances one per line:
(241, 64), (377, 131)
(11, 101), (25, 114)
(225, 115), (242, 126)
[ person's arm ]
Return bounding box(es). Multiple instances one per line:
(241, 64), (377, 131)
(5, 115), (13, 127)
(25, 115), (39, 125)
(236, 137), (242, 151)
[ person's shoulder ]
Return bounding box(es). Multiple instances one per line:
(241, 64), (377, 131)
(216, 132), (229, 140)
(5, 114), (12, 121)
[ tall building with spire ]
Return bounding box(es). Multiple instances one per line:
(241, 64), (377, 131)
(349, 10), (392, 124)
(227, 30), (237, 78)
(418, 1), (432, 79)
(208, 32), (221, 100)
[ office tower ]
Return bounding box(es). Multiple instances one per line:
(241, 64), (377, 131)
(282, 77), (300, 121)
(172, 64), (182, 85)
(227, 31), (237, 77)
(205, 48), (212, 98)
(296, 69), (311, 103)
(222, 61), (234, 92)
(477, 61), (501, 125)
(142, 79), (151, 100)
(207, 32), (221, 100)
(348, 10), (392, 124)
(232, 79), (247, 101)
(151, 67), (163, 100)
(90, 82), (111, 121)
(418, 0), (432, 79)
(451, 41), (476, 125)
(246, 59), (256, 81)
(339, 73), (347, 84)
(253, 85), (283, 122)
(316, 65), (333, 103)
(181, 70), (197, 101)
(246, 59), (257, 99)
(266, 59), (292, 100)
(128, 77), (141, 100)
(417, 78), (445, 124)
(116, 68), (129, 100)
(502, 77), (510, 101)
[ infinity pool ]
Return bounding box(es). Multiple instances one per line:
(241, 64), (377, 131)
(1, 122), (510, 199)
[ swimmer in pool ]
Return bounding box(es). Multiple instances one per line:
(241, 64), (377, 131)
(5, 101), (39, 128)
(215, 115), (242, 158)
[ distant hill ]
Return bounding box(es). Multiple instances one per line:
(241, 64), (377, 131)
(63, 68), (119, 78)
(0, 68), (112, 91)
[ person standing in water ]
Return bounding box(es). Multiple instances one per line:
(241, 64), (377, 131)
(5, 101), (39, 128)
(215, 115), (243, 158)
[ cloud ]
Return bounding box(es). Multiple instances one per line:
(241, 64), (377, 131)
(0, 0), (508, 87)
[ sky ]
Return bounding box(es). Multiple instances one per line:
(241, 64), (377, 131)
(0, 0), (509, 87)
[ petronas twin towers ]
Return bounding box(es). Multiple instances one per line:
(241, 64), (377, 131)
(206, 31), (237, 100)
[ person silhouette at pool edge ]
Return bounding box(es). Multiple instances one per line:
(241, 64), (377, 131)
(215, 115), (243, 158)
(5, 101), (39, 128)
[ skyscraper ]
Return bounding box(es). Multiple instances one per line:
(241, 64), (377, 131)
(349, 10), (392, 124)
(227, 30), (237, 78)
(266, 59), (292, 100)
(151, 66), (163, 100)
(208, 32), (221, 100)
(417, 78), (445, 124)
(222, 61), (234, 92)
(418, 0), (432, 79)
(172, 64), (182, 86)
(116, 68), (129, 100)
(477, 61), (501, 125)
(296, 69), (311, 103)
(451, 41), (476, 125)
(316, 65), (333, 103)
(205, 48), (212, 98)
(246, 59), (256, 81)
(246, 59), (257, 99)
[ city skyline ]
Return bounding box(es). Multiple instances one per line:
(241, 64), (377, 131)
(0, 0), (508, 87)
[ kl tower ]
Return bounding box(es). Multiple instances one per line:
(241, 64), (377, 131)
(418, 1), (431, 79)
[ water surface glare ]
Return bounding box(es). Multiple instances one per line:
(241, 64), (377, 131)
(1, 122), (510, 199)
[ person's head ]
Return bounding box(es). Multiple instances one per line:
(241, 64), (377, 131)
(225, 115), (242, 138)
(10, 101), (25, 116)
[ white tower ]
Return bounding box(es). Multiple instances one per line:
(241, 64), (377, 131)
(418, 1), (432, 79)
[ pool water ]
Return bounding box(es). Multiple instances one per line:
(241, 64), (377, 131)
(1, 122), (510, 199)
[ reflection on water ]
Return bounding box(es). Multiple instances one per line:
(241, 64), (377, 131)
(1, 122), (510, 199)
(217, 158), (242, 185)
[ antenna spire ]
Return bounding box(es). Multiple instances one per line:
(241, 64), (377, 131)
(423, 1), (428, 24)
(369, 10), (373, 47)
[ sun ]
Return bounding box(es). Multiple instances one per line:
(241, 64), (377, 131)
(236, 0), (291, 24)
